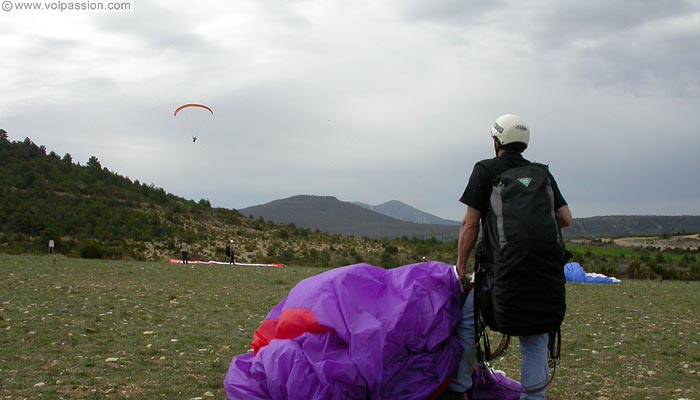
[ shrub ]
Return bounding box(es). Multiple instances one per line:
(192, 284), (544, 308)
(626, 261), (641, 278)
(79, 241), (104, 259)
(690, 264), (700, 279)
(647, 261), (666, 277)
(636, 265), (659, 280)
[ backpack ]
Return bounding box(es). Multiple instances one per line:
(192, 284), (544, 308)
(476, 163), (569, 336)
(224, 244), (232, 257)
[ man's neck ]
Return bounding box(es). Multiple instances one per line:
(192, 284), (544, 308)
(496, 150), (523, 158)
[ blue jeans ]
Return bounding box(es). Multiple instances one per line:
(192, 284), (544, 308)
(448, 290), (475, 393)
(449, 291), (550, 400)
(518, 333), (549, 400)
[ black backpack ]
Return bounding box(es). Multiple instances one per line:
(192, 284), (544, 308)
(476, 163), (568, 336)
(224, 244), (232, 257)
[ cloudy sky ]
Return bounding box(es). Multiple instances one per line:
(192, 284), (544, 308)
(2, 0), (699, 221)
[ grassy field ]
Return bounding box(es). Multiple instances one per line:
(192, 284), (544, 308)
(567, 243), (691, 262)
(567, 244), (649, 258)
(1, 255), (699, 400)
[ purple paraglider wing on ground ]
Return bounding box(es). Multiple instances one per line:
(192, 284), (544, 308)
(223, 262), (464, 400)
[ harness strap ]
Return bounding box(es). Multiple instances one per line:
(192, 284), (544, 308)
(476, 329), (561, 394)
(548, 328), (561, 368)
(481, 359), (558, 395)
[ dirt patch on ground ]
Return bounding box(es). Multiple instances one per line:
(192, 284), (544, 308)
(611, 234), (700, 250)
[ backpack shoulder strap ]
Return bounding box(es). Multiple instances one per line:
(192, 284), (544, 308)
(476, 158), (510, 174)
(530, 161), (549, 172)
(476, 158), (512, 186)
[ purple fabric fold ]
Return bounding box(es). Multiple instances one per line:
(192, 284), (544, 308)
(224, 262), (464, 400)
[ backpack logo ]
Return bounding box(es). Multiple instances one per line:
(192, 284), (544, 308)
(517, 177), (532, 187)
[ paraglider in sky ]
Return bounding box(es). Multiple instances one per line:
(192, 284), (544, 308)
(173, 103), (213, 143)
(174, 103), (213, 117)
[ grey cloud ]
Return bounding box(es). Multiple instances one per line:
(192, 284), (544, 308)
(527, 1), (700, 96)
(399, 0), (505, 23)
(94, 0), (216, 54)
(396, 0), (700, 97)
(252, 0), (314, 28)
(532, 0), (693, 45)
(18, 36), (82, 59)
(3, 36), (84, 92)
(566, 34), (700, 96)
(541, 127), (700, 217)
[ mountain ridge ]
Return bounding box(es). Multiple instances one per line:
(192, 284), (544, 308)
(239, 195), (458, 240)
(240, 195), (700, 239)
(566, 214), (700, 237)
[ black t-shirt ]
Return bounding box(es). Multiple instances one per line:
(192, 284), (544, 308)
(459, 152), (567, 212)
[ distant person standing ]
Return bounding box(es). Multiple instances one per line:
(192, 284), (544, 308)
(180, 240), (189, 264)
(48, 239), (55, 254)
(225, 239), (235, 265)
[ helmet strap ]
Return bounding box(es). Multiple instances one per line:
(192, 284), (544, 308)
(494, 139), (504, 157)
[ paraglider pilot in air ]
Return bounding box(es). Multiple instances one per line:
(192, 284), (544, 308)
(173, 103), (212, 144)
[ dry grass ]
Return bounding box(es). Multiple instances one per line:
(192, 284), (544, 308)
(1, 254), (699, 399)
(612, 234), (700, 251)
(491, 280), (700, 399)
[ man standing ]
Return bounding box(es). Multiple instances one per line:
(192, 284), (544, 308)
(227, 239), (235, 265)
(180, 240), (189, 264)
(48, 239), (55, 255)
(443, 114), (572, 400)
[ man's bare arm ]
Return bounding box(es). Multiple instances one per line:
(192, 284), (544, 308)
(555, 205), (573, 228)
(456, 206), (481, 280)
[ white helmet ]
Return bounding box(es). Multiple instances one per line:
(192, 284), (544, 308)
(490, 114), (530, 148)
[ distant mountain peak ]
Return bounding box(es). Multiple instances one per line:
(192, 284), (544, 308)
(377, 200), (411, 208)
(278, 194), (340, 202)
(353, 200), (461, 226)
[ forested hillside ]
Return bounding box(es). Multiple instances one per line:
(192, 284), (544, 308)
(1, 136), (206, 239)
(0, 133), (457, 266)
(0, 134), (234, 256)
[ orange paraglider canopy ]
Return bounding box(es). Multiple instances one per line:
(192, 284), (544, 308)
(173, 103), (213, 117)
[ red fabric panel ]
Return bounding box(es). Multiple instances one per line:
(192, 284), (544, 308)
(276, 309), (334, 339)
(251, 309), (334, 355)
(252, 319), (278, 354)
